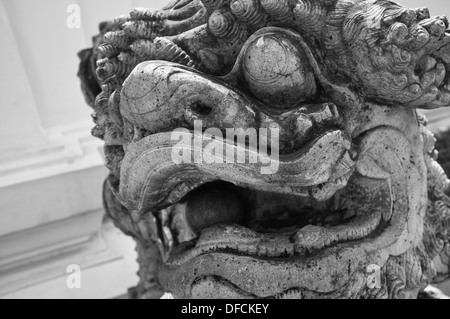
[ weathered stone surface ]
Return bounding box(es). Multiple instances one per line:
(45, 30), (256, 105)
(78, 0), (450, 299)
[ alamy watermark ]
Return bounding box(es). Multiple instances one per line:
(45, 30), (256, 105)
(171, 121), (280, 175)
(366, 264), (381, 290)
(66, 4), (81, 29)
(66, 264), (81, 289)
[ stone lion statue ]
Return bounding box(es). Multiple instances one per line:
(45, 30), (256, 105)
(78, 0), (450, 299)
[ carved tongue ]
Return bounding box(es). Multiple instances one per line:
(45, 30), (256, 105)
(168, 224), (295, 266)
(167, 208), (383, 267)
(293, 210), (382, 254)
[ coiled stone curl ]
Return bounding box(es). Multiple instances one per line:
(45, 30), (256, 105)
(230, 0), (268, 28)
(208, 9), (248, 42)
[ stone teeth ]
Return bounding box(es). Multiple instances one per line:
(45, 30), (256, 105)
(361, 226), (369, 237)
(347, 230), (355, 240)
(258, 246), (267, 255)
(294, 226), (328, 254)
(267, 247), (278, 257)
(279, 289), (303, 299)
(284, 247), (294, 256)
(163, 226), (174, 248)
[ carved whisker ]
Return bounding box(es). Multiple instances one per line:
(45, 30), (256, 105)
(98, 44), (121, 58)
(114, 14), (132, 27)
(123, 20), (162, 40)
(154, 37), (197, 68)
(130, 7), (164, 21)
(96, 59), (135, 80)
(96, 57), (109, 68)
(104, 30), (131, 49)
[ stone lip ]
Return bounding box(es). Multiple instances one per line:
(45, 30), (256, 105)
(117, 129), (353, 214)
(159, 242), (380, 299)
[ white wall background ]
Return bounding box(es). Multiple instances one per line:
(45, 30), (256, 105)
(1, 0), (168, 132)
(399, 0), (450, 16)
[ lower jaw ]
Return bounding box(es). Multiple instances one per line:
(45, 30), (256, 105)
(190, 276), (305, 299)
(159, 243), (381, 299)
(159, 213), (406, 299)
(189, 274), (367, 299)
(158, 176), (415, 298)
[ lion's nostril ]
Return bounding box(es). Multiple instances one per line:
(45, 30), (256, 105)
(190, 102), (213, 116)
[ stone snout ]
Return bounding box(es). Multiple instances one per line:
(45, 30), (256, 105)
(171, 120), (280, 175)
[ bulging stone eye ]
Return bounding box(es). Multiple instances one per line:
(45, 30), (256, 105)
(241, 32), (318, 110)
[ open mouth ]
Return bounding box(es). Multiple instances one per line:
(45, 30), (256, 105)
(152, 173), (394, 298)
(165, 184), (384, 261)
(162, 179), (385, 261)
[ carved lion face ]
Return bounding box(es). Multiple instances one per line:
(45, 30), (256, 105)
(80, 0), (450, 298)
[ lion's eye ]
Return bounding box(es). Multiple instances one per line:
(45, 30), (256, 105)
(240, 32), (318, 110)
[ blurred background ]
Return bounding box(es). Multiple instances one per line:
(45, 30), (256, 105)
(0, 0), (449, 299)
